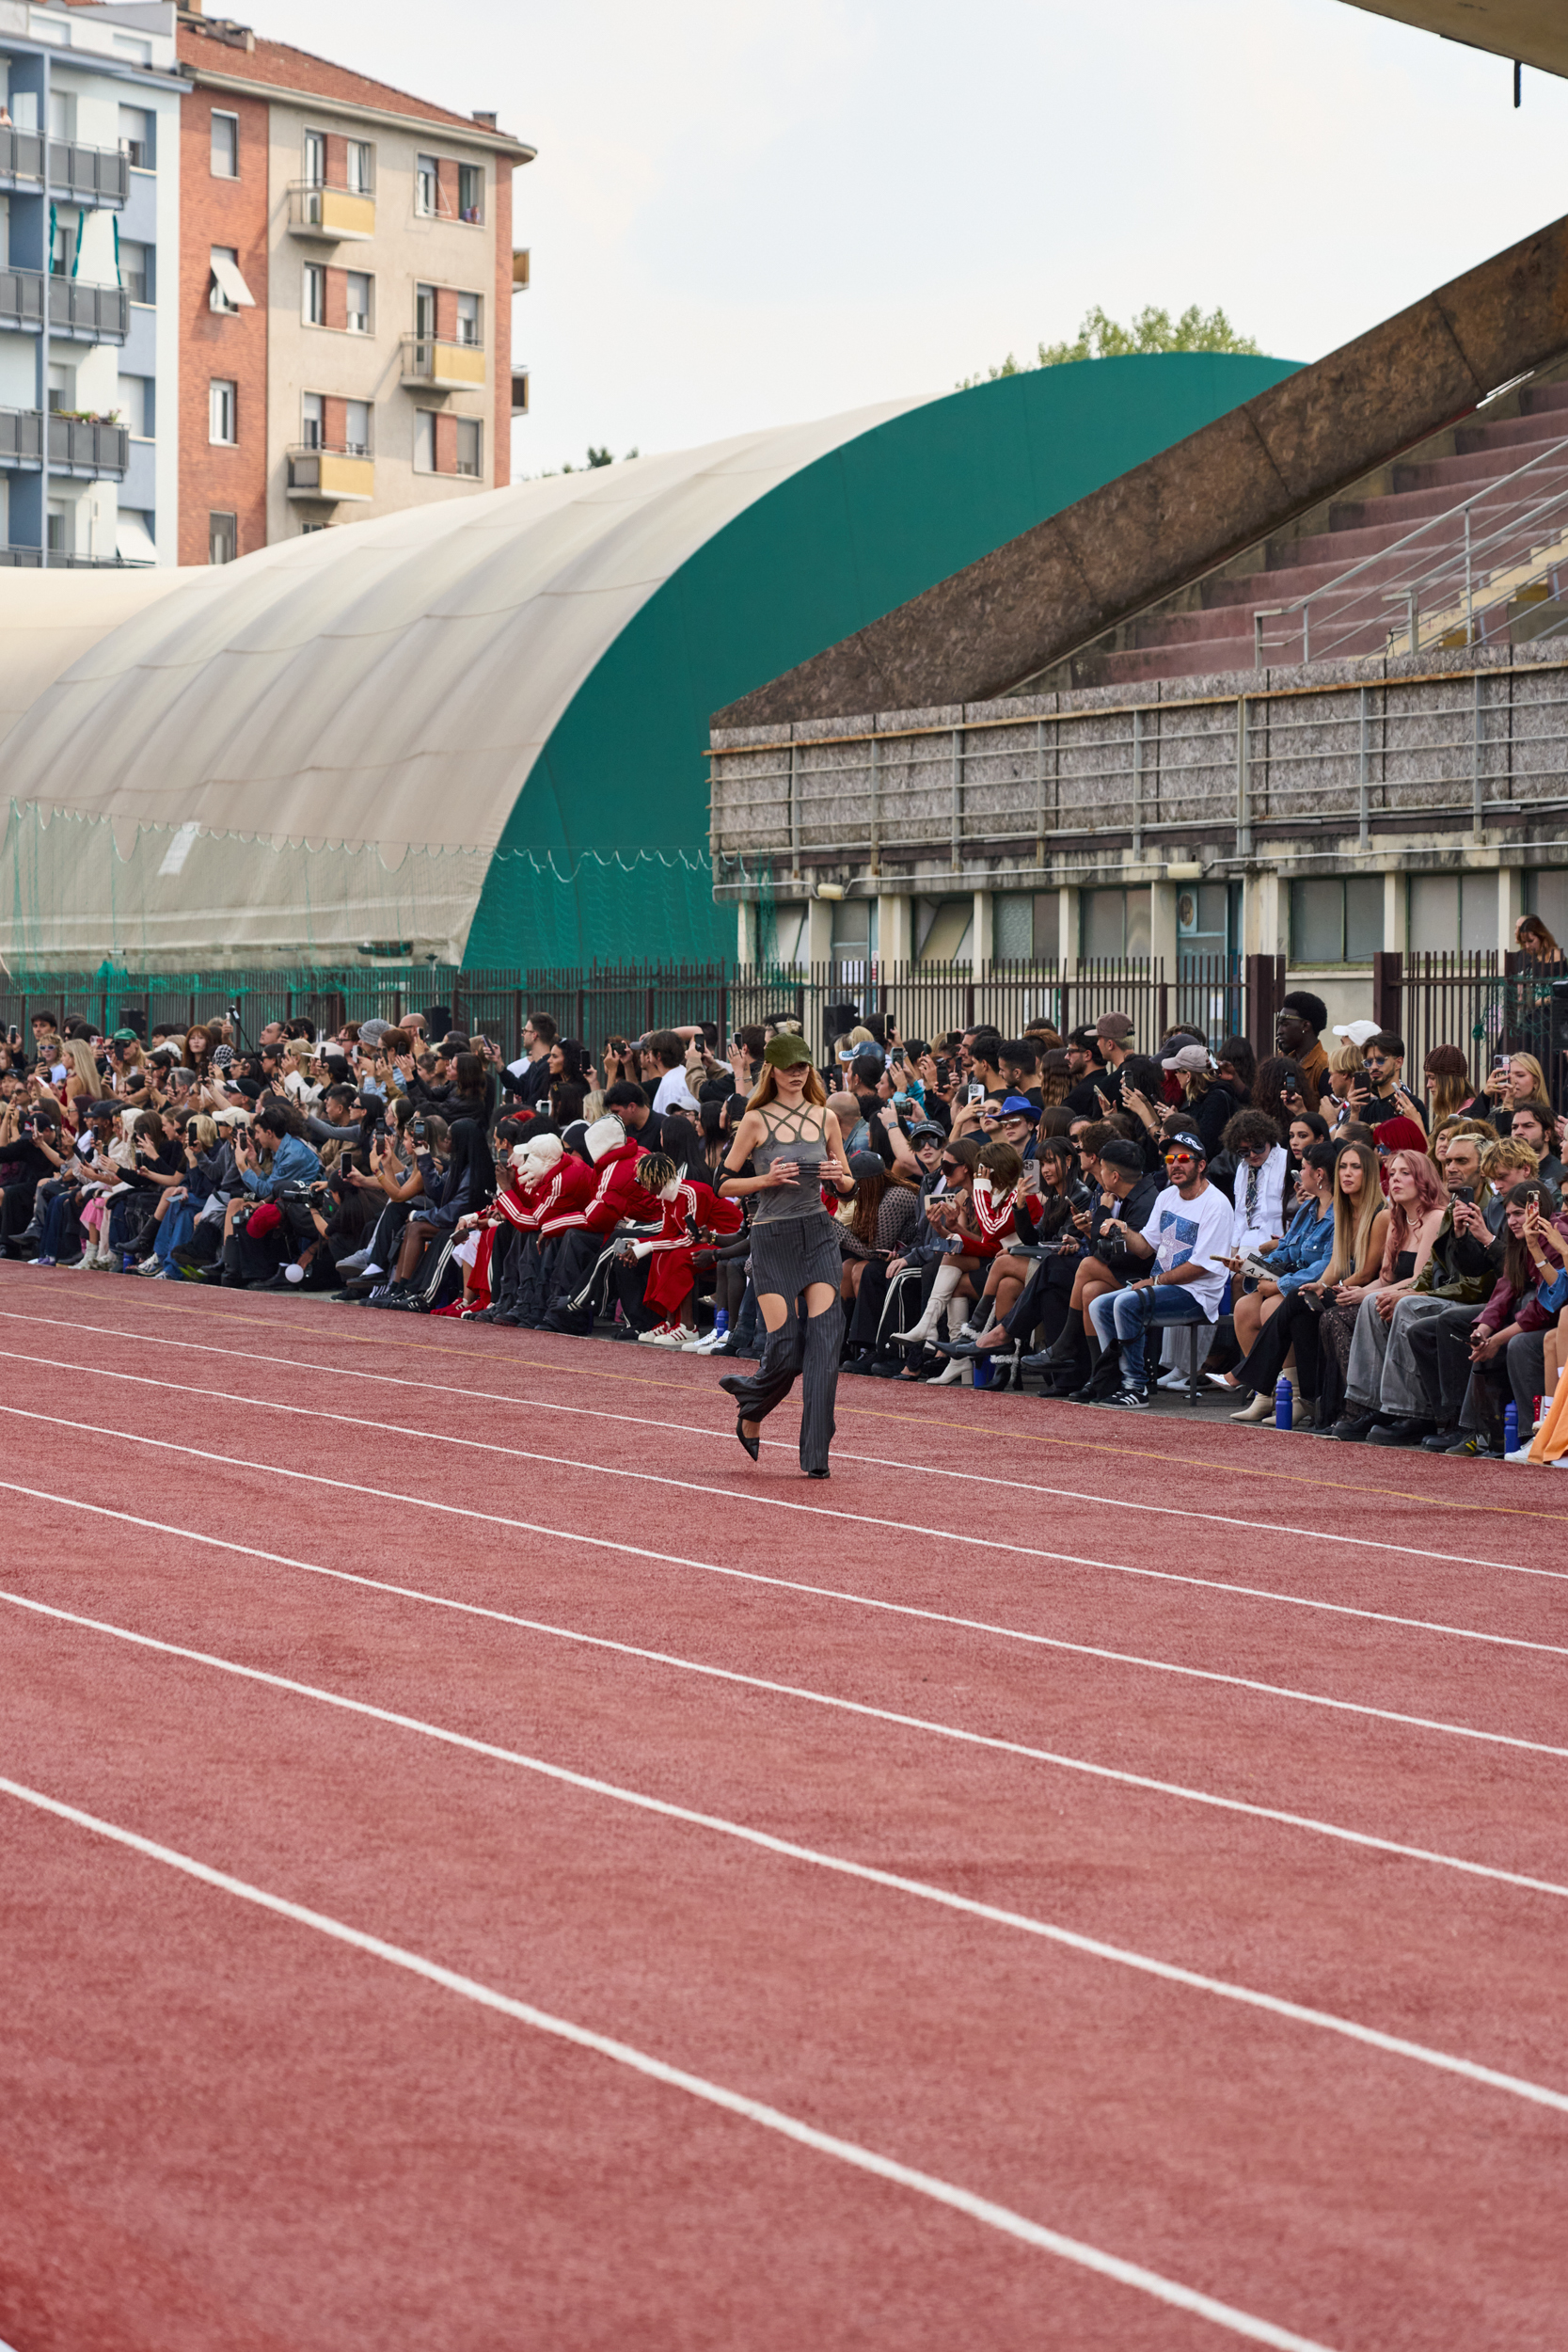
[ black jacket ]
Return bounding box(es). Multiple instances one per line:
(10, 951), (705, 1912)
(1090, 1170), (1163, 1281)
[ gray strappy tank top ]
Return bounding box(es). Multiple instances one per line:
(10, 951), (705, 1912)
(751, 1105), (832, 1224)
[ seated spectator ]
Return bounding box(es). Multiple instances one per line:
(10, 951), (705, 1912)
(1502, 1100), (1562, 1193)
(1330, 1146), (1475, 1444)
(1218, 1140), (1339, 1420)
(837, 1153), (922, 1373)
(1478, 1051), (1549, 1134)
(1444, 1181), (1568, 1458)
(540, 1115), (665, 1334)
(368, 1117), (496, 1310)
(1085, 1130), (1234, 1407)
(947, 1135), (1096, 1379)
(1222, 1107), (1289, 1254)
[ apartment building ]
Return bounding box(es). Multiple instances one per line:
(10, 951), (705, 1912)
(0, 0), (182, 564)
(176, 0), (532, 565)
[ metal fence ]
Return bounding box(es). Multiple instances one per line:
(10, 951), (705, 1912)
(1374, 949), (1568, 1108)
(0, 958), (1271, 1062)
(709, 652), (1568, 876)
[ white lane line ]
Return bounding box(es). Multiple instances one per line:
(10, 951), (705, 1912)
(6, 1351), (1563, 1669)
(11, 1581), (1568, 2119)
(0, 1771), (1340, 2352)
(8, 1413), (1568, 1766)
(9, 1306), (1555, 1589)
(6, 1478), (1566, 1906)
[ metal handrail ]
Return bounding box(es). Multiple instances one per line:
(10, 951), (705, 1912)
(1253, 429), (1568, 667)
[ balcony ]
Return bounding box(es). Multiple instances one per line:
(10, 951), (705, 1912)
(0, 408), (129, 478)
(400, 332), (484, 389)
(0, 269), (130, 343)
(0, 127), (130, 207)
(288, 182), (375, 242)
(286, 445), (375, 502)
(0, 546), (151, 567)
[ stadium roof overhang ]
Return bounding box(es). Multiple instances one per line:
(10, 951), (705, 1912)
(1336, 1), (1568, 80)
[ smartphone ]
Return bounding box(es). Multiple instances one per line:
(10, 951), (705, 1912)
(1450, 1184), (1475, 1206)
(968, 1082), (985, 1104)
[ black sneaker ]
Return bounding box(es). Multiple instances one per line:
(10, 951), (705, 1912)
(1444, 1431), (1498, 1457)
(1368, 1417), (1435, 1448)
(1419, 1426), (1461, 1453)
(1328, 1411), (1379, 1442)
(1106, 1381), (1153, 1408)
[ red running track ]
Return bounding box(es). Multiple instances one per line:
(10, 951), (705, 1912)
(4, 1270), (1568, 2351)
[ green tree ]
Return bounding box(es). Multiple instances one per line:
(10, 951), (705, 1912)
(959, 303), (1259, 388)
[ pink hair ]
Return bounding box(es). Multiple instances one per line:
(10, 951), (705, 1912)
(1381, 1150), (1449, 1279)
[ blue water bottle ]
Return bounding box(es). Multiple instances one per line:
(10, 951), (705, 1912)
(713, 1309), (728, 1337)
(1275, 1375), (1293, 1429)
(972, 1352), (993, 1389)
(1505, 1400), (1519, 1457)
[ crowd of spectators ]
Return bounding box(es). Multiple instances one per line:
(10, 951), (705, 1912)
(5, 977), (1566, 1463)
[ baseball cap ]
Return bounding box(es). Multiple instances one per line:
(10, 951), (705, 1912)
(1162, 1043), (1212, 1074)
(1333, 1019), (1381, 1048)
(763, 1032), (815, 1069)
(847, 1151), (885, 1181)
(110, 1027), (138, 1045)
(1095, 1011), (1135, 1041)
(1163, 1131), (1207, 1159)
(908, 1120), (945, 1144)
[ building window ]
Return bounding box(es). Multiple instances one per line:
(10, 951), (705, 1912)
(455, 417), (482, 477)
(302, 263), (325, 326)
(50, 213), (75, 277)
(455, 291), (481, 346)
(209, 511), (237, 565)
(458, 161), (483, 222)
(300, 391), (323, 450)
(344, 400), (371, 457)
(302, 128), (325, 187)
(1408, 872), (1497, 956)
(211, 110), (239, 178)
(117, 373), (154, 438)
(345, 271), (372, 334)
(346, 139), (373, 194)
(1525, 871), (1568, 950)
(993, 892), (1060, 964)
(210, 245), (242, 314)
(118, 103), (151, 169)
(209, 378), (237, 445)
(413, 410), (435, 473)
(415, 151), (438, 215)
(1177, 880), (1240, 967)
(1290, 876), (1383, 963)
(1082, 886), (1152, 961)
(46, 502), (69, 555)
(120, 240), (152, 306)
(414, 281), (436, 339)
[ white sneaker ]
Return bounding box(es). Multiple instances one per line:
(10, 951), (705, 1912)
(681, 1327), (723, 1352)
(1504, 1444), (1540, 1465)
(1157, 1368), (1191, 1391)
(636, 1322), (684, 1346)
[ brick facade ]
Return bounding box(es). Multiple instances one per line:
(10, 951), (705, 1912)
(179, 83), (268, 565)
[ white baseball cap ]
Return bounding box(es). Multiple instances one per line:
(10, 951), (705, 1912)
(1332, 1019), (1381, 1048)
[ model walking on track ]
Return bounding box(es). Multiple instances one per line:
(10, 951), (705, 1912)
(718, 1032), (854, 1477)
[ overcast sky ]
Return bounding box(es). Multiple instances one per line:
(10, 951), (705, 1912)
(253, 0), (1568, 473)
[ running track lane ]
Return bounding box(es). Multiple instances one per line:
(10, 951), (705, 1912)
(3, 1279), (1568, 2343)
(5, 1601), (1565, 2352)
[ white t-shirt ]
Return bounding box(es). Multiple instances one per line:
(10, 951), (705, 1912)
(653, 1066), (699, 1115)
(1145, 1179), (1233, 1320)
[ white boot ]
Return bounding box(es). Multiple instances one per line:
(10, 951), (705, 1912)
(894, 1259), (962, 1344)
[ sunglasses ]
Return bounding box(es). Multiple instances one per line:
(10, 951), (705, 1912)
(939, 1159), (962, 1175)
(1163, 1149), (1197, 1164)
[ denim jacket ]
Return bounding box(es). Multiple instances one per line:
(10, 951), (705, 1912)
(241, 1132), (323, 1198)
(1266, 1200), (1335, 1295)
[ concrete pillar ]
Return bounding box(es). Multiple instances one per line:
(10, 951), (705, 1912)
(1497, 865), (1525, 957)
(878, 893), (912, 966)
(736, 900), (756, 965)
(971, 888), (992, 972)
(1383, 869), (1405, 957)
(1057, 884), (1077, 968)
(1248, 871), (1285, 960)
(1149, 879), (1179, 976)
(805, 895), (836, 966)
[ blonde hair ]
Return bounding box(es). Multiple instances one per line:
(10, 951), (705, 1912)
(1483, 1136), (1541, 1181)
(1509, 1051), (1547, 1098)
(747, 1061), (828, 1111)
(63, 1040), (100, 1095)
(1327, 1041), (1366, 1077)
(187, 1113), (218, 1150)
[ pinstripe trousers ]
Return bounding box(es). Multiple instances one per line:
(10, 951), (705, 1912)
(721, 1301), (842, 1475)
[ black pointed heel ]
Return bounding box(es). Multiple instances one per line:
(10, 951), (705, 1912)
(736, 1413), (760, 1461)
(805, 1466), (830, 1480)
